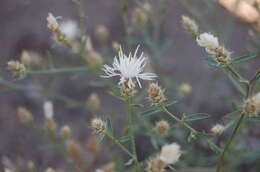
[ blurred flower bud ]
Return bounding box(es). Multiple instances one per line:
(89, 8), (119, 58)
(179, 83), (192, 95)
(87, 93), (101, 112)
(43, 101), (54, 119)
(27, 160), (35, 171)
(5, 169), (13, 172)
(45, 168), (56, 172)
(96, 162), (116, 172)
(60, 125), (71, 139)
(155, 120), (170, 135)
(181, 16), (199, 36)
(132, 8), (148, 25)
(95, 25), (109, 42)
(90, 118), (106, 134)
(86, 135), (100, 153)
(143, 2), (152, 12)
(7, 60), (26, 76)
(44, 118), (57, 135)
(148, 83), (166, 106)
(17, 106), (33, 124)
(85, 37), (103, 69)
(146, 155), (166, 172)
(21, 50), (42, 67)
(211, 124), (225, 135)
(66, 140), (82, 164)
(60, 20), (80, 44)
(112, 41), (120, 52)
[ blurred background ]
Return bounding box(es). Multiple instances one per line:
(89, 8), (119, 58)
(0, 0), (260, 171)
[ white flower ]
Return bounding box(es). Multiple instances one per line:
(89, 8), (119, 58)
(101, 45), (157, 88)
(211, 124), (225, 135)
(43, 101), (54, 119)
(196, 33), (219, 54)
(159, 143), (182, 164)
(47, 13), (61, 31)
(60, 20), (80, 40)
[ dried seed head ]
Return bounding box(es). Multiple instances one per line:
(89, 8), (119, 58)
(17, 106), (33, 124)
(159, 143), (181, 164)
(86, 135), (100, 153)
(45, 168), (55, 172)
(66, 140), (82, 164)
(60, 125), (71, 139)
(179, 83), (192, 95)
(95, 25), (109, 42)
(90, 118), (106, 134)
(87, 93), (101, 111)
(211, 124), (225, 135)
(43, 101), (54, 119)
(155, 120), (170, 135)
(7, 60), (26, 76)
(181, 16), (199, 36)
(21, 50), (42, 67)
(148, 83), (166, 105)
(96, 162), (116, 172)
(146, 155), (166, 172)
(132, 8), (148, 25)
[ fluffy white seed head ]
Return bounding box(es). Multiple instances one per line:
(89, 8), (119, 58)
(43, 101), (54, 119)
(196, 33), (220, 54)
(101, 45), (157, 88)
(159, 143), (181, 164)
(211, 124), (225, 135)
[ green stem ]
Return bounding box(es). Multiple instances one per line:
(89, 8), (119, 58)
(216, 113), (246, 172)
(127, 97), (141, 171)
(105, 132), (136, 160)
(27, 66), (88, 75)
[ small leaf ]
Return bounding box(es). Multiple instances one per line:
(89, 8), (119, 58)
(203, 58), (220, 68)
(223, 111), (241, 120)
(106, 118), (113, 135)
(140, 101), (178, 117)
(130, 104), (144, 108)
(247, 116), (260, 122)
(184, 113), (210, 122)
(195, 132), (215, 139)
(231, 54), (258, 64)
(118, 136), (130, 143)
(250, 70), (260, 84)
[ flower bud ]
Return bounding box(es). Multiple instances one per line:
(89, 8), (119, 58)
(87, 93), (101, 111)
(146, 155), (166, 172)
(21, 50), (42, 67)
(44, 118), (57, 135)
(66, 140), (82, 164)
(95, 25), (109, 42)
(155, 120), (170, 135)
(211, 124), (225, 135)
(86, 136), (100, 153)
(90, 118), (106, 134)
(179, 83), (192, 95)
(181, 15), (199, 36)
(132, 8), (148, 25)
(45, 168), (55, 172)
(112, 41), (120, 52)
(17, 106), (33, 124)
(7, 60), (26, 76)
(60, 125), (71, 139)
(148, 83), (166, 105)
(120, 84), (136, 98)
(244, 92), (260, 115)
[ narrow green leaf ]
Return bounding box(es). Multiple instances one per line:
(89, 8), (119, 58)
(118, 136), (130, 143)
(184, 113), (210, 122)
(203, 58), (220, 68)
(106, 118), (113, 135)
(124, 159), (134, 166)
(247, 116), (260, 122)
(231, 54), (258, 64)
(140, 101), (178, 117)
(250, 70), (260, 84)
(223, 111), (241, 120)
(195, 132), (215, 139)
(227, 74), (246, 97)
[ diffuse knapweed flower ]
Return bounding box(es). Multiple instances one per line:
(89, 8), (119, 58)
(101, 45), (157, 89)
(179, 83), (192, 95)
(181, 15), (199, 36)
(90, 118), (106, 134)
(43, 101), (56, 134)
(148, 83), (166, 105)
(196, 33), (231, 65)
(244, 92), (260, 115)
(60, 125), (71, 139)
(211, 124), (225, 135)
(7, 60), (26, 76)
(146, 142), (182, 172)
